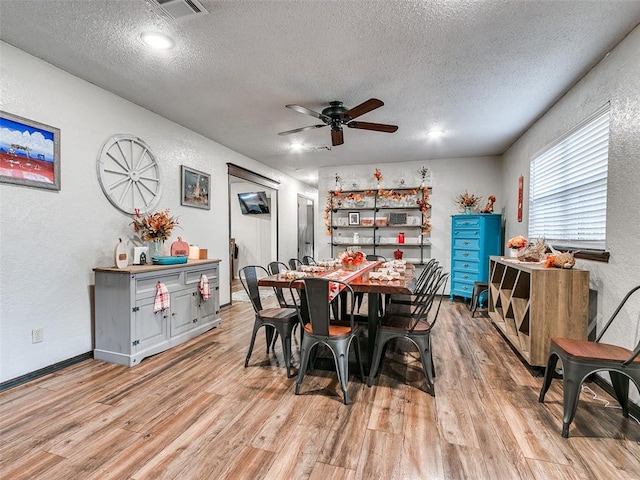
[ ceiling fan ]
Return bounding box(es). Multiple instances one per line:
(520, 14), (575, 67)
(278, 98), (398, 146)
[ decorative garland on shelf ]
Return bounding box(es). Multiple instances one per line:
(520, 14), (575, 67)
(324, 184), (432, 236)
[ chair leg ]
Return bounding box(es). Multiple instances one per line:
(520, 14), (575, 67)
(333, 339), (350, 405)
(416, 338), (435, 396)
(278, 327), (293, 378)
(560, 362), (584, 438)
(296, 338), (313, 395)
(367, 336), (388, 386)
(264, 325), (276, 353)
(538, 353), (559, 403)
(352, 336), (365, 382)
(610, 371), (630, 417)
(245, 320), (261, 368)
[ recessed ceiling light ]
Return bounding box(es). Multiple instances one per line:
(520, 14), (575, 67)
(426, 129), (445, 139)
(290, 142), (304, 152)
(140, 31), (175, 50)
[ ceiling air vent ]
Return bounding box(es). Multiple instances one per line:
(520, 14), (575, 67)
(144, 0), (209, 22)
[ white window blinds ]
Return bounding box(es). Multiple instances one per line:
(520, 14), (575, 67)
(528, 105), (609, 250)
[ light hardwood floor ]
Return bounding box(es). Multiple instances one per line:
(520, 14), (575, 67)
(1, 297), (639, 479)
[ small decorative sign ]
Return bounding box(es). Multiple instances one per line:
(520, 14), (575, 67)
(389, 212), (408, 225)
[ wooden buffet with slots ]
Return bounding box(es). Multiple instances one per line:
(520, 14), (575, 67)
(488, 256), (589, 367)
(93, 259), (221, 367)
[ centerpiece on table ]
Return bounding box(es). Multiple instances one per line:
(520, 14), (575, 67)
(338, 249), (366, 271)
(131, 208), (179, 258)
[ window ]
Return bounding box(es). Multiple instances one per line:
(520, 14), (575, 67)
(528, 104), (609, 253)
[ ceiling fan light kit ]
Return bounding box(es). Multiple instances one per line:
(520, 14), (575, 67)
(278, 98), (398, 147)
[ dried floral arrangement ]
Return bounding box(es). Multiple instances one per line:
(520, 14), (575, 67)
(455, 190), (482, 211)
(507, 235), (528, 249)
(131, 208), (179, 242)
(373, 168), (383, 184)
(517, 239), (546, 262)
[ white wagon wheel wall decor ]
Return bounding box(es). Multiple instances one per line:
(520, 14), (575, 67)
(97, 134), (162, 215)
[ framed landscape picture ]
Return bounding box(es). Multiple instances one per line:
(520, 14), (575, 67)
(0, 111), (61, 191)
(348, 211), (360, 225)
(181, 165), (210, 209)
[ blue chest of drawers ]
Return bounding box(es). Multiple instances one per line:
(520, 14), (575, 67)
(450, 214), (502, 301)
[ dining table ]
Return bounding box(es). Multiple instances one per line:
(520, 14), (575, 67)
(258, 260), (418, 372)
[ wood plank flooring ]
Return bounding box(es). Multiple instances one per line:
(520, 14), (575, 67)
(1, 297), (639, 479)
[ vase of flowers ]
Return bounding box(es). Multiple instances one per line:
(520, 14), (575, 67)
(338, 249), (365, 271)
(455, 190), (482, 214)
(507, 235), (528, 257)
(418, 166), (429, 187)
(131, 208), (179, 258)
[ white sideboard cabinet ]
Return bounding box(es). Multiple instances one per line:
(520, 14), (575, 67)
(94, 259), (221, 366)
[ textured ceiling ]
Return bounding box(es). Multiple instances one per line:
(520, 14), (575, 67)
(1, 0), (639, 187)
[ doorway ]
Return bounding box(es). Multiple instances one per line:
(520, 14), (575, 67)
(227, 163), (279, 305)
(297, 195), (314, 261)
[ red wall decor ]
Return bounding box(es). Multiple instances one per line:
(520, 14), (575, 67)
(517, 175), (524, 222)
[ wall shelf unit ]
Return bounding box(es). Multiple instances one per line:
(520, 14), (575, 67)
(327, 187), (431, 264)
(488, 256), (589, 366)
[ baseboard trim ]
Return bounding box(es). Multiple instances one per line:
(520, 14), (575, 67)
(0, 352), (93, 392)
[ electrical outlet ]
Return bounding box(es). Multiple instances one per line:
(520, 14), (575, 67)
(32, 327), (43, 343)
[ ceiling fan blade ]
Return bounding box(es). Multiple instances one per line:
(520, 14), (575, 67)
(331, 129), (344, 146)
(286, 104), (331, 123)
(347, 121), (398, 133)
(278, 124), (327, 136)
(344, 98), (384, 120)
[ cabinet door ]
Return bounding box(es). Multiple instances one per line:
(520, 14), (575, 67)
(170, 289), (198, 337)
(134, 296), (169, 352)
(197, 284), (220, 324)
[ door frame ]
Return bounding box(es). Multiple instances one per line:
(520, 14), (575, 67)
(227, 163), (280, 305)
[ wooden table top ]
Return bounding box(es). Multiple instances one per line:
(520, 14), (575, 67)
(258, 261), (416, 296)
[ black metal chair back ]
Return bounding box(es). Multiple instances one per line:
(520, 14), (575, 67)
(289, 258), (303, 270)
(301, 255), (317, 265)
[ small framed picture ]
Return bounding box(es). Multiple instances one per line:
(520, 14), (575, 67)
(181, 165), (210, 209)
(0, 111), (61, 191)
(348, 211), (360, 225)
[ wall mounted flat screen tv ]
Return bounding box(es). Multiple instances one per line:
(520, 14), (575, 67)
(238, 191), (270, 214)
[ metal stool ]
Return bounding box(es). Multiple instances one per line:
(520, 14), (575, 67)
(470, 281), (489, 317)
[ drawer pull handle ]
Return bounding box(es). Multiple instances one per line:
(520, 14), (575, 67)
(463, 263), (469, 267)
(463, 241), (470, 245)
(462, 252), (469, 257)
(463, 274), (469, 279)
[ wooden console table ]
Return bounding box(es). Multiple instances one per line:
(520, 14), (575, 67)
(94, 259), (221, 366)
(488, 256), (589, 367)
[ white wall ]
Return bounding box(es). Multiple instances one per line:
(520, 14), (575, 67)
(317, 157), (503, 293)
(500, 26), (640, 400)
(0, 43), (316, 383)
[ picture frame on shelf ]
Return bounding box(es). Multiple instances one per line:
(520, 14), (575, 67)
(181, 165), (210, 209)
(0, 111), (61, 191)
(348, 211), (360, 225)
(389, 212), (408, 225)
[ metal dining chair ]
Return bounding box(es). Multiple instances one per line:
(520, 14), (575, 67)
(240, 265), (299, 377)
(539, 285), (640, 438)
(267, 261), (299, 308)
(367, 271), (449, 396)
(291, 277), (365, 404)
